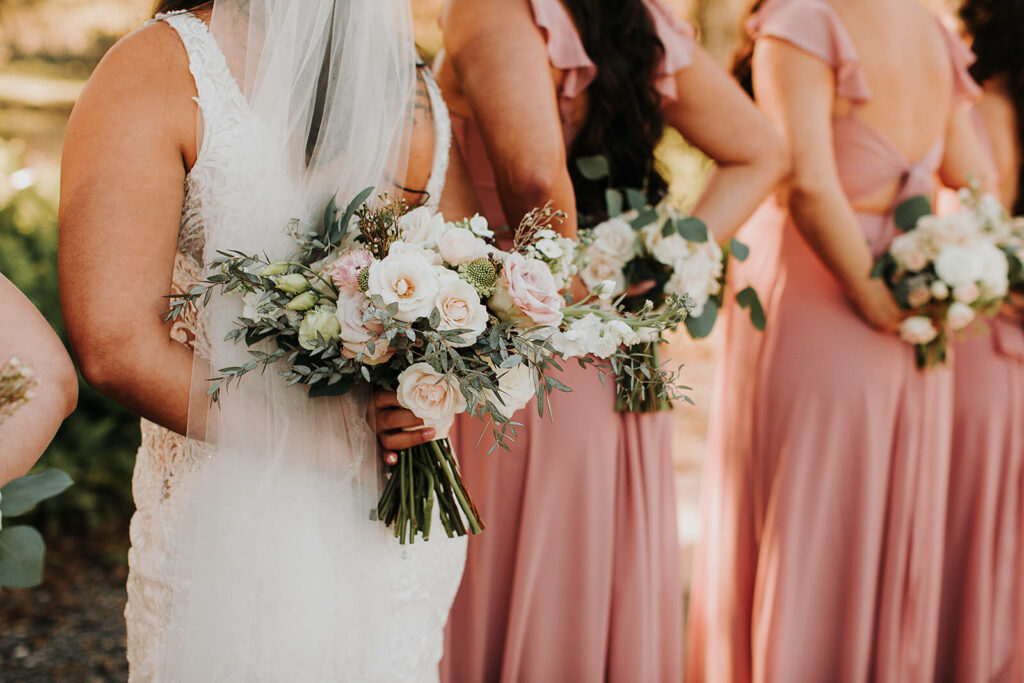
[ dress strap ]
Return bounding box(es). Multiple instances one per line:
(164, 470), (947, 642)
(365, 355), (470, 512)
(935, 17), (982, 105)
(747, 0), (871, 104)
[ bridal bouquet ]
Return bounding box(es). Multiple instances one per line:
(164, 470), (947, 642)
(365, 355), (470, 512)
(170, 191), (690, 542)
(574, 156), (765, 411)
(873, 192), (1011, 368)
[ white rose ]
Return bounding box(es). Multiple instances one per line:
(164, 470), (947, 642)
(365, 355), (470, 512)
(298, 306), (342, 350)
(930, 280), (949, 300)
(946, 302), (976, 331)
(580, 249), (626, 295)
(400, 206), (447, 247)
(890, 233), (929, 272)
(921, 213), (978, 246)
(973, 241), (1010, 298)
(468, 214), (494, 238)
(642, 223), (690, 265)
(484, 362), (536, 419)
(899, 316), (939, 345)
(953, 281), (981, 304)
(434, 271), (489, 347)
(366, 247), (440, 322)
(388, 239), (442, 265)
(591, 217), (637, 263)
(665, 245), (722, 317)
(396, 363), (467, 439)
(934, 245), (983, 288)
(438, 226), (490, 266)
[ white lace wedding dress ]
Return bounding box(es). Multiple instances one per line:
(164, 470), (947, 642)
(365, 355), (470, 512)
(125, 11), (465, 682)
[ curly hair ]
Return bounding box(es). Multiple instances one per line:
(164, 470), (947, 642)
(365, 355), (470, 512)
(961, 0), (1024, 214)
(152, 1), (211, 15)
(562, 0), (671, 227)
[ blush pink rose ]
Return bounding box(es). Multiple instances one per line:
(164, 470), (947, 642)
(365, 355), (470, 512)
(489, 252), (564, 327)
(330, 249), (374, 291)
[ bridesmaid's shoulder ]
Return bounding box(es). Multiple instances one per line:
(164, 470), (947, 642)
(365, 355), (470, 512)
(442, 0), (536, 48)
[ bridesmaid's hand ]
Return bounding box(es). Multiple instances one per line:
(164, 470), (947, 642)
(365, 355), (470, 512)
(849, 278), (906, 334)
(1000, 291), (1024, 325)
(370, 389), (435, 466)
(625, 280), (657, 298)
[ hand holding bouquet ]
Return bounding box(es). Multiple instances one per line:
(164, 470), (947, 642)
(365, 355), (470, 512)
(873, 191), (1011, 368)
(170, 192), (690, 542)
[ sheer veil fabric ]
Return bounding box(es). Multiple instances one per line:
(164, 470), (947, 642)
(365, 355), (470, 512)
(154, 1), (456, 679)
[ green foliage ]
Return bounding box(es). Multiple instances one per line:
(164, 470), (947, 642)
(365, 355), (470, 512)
(0, 138), (139, 534)
(893, 195), (933, 232)
(0, 469), (73, 588)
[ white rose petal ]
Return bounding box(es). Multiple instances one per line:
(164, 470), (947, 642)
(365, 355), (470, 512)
(439, 226), (490, 266)
(400, 207), (447, 247)
(484, 362), (536, 419)
(468, 214), (494, 238)
(592, 217), (637, 264)
(396, 363), (467, 439)
(434, 271), (489, 347)
(642, 223), (690, 266)
(899, 316), (939, 345)
(946, 302), (976, 331)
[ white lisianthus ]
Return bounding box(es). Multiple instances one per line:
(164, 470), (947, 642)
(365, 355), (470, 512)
(468, 214), (494, 238)
(396, 362), (467, 439)
(366, 246), (440, 322)
(591, 217), (637, 263)
(434, 271), (489, 347)
(899, 316), (939, 345)
(947, 302), (976, 331)
(641, 223), (690, 265)
(275, 273), (311, 294)
(594, 279), (618, 301)
(298, 305), (342, 350)
(439, 225), (490, 266)
(400, 206), (447, 247)
(580, 249), (626, 295)
(558, 314), (621, 358)
(935, 245), (984, 288)
(484, 362), (536, 419)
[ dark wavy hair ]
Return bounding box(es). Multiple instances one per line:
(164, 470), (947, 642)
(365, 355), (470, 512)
(732, 0), (767, 97)
(153, 0), (211, 15)
(961, 0), (1024, 215)
(562, 0), (671, 227)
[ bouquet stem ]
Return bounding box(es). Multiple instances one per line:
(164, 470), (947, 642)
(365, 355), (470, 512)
(377, 438), (484, 543)
(615, 342), (674, 414)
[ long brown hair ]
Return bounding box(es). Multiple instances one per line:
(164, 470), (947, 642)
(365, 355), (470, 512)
(961, 0), (1024, 214)
(153, 0), (211, 15)
(561, 0), (671, 227)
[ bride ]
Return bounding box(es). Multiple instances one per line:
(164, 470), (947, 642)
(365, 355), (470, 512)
(58, 0), (474, 679)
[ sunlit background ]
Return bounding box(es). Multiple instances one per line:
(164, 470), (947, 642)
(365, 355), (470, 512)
(0, 0), (959, 678)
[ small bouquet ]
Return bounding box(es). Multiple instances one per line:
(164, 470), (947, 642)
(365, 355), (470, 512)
(0, 357), (36, 425)
(170, 191), (690, 542)
(574, 156), (765, 412)
(873, 192), (1011, 368)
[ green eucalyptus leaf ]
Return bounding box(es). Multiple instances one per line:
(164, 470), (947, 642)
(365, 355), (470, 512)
(729, 238), (751, 262)
(661, 218), (676, 238)
(630, 208), (659, 230)
(736, 286), (767, 331)
(605, 189), (624, 217)
(308, 378), (354, 398)
(684, 298), (720, 339)
(322, 195), (338, 236)
(676, 217), (709, 243)
(576, 155), (610, 181)
(625, 188), (648, 212)
(0, 526), (45, 588)
(893, 195), (932, 232)
(0, 470), (73, 517)
(331, 186), (375, 245)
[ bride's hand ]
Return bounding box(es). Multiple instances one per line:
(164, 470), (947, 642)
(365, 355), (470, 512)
(370, 389), (436, 466)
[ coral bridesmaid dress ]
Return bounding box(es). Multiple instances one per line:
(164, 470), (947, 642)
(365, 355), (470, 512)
(439, 1), (695, 680)
(937, 124), (1024, 681)
(684, 2), (980, 681)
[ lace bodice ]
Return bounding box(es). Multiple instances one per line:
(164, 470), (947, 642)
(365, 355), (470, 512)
(125, 11), (461, 682)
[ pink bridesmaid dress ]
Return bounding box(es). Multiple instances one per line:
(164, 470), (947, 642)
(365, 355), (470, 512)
(936, 125), (1024, 681)
(684, 2), (980, 681)
(439, 1), (695, 681)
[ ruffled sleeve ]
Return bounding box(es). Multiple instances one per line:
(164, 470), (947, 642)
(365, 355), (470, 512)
(936, 18), (982, 104)
(528, 0), (696, 107)
(747, 0), (872, 103)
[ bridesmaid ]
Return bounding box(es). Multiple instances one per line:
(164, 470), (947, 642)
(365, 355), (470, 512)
(0, 275), (77, 485)
(436, 0), (786, 680)
(937, 2), (1024, 680)
(685, 0), (995, 681)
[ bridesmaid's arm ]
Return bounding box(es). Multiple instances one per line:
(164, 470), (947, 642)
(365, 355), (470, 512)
(939, 101), (999, 196)
(441, 0), (579, 237)
(752, 39), (903, 332)
(0, 275), (78, 486)
(59, 24), (199, 436)
(967, 84), (1019, 209)
(661, 46), (788, 244)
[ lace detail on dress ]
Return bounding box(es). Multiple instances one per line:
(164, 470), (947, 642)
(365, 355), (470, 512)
(421, 66), (451, 210)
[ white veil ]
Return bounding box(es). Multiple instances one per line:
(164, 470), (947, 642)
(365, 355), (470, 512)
(161, 1), (420, 678)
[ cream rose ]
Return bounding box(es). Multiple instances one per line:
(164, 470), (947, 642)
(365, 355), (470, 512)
(400, 206), (447, 247)
(946, 302), (976, 331)
(488, 252), (564, 327)
(434, 271), (489, 347)
(580, 249), (626, 295)
(366, 247), (440, 322)
(642, 223), (690, 265)
(591, 217), (637, 264)
(439, 226), (490, 266)
(396, 363), (468, 438)
(899, 316), (939, 345)
(484, 362), (536, 419)
(935, 245), (983, 287)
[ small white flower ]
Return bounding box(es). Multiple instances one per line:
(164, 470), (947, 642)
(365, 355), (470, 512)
(580, 249), (626, 295)
(468, 214), (494, 238)
(483, 362), (536, 419)
(947, 302), (976, 331)
(953, 281), (981, 304)
(899, 316), (939, 345)
(535, 238), (564, 260)
(558, 314), (620, 358)
(930, 280), (949, 300)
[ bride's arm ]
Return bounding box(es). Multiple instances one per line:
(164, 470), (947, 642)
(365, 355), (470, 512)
(0, 275), (78, 485)
(59, 23), (200, 436)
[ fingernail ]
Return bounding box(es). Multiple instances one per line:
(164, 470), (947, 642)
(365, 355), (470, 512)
(386, 452), (397, 465)
(424, 429), (436, 439)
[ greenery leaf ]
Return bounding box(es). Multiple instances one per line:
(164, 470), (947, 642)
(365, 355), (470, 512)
(661, 218), (676, 238)
(0, 469), (73, 517)
(625, 188), (647, 212)
(684, 298), (719, 339)
(676, 217), (709, 243)
(0, 526), (45, 588)
(729, 237), (750, 262)
(736, 286), (767, 331)
(576, 155), (610, 181)
(630, 208), (659, 230)
(605, 189), (623, 217)
(308, 378), (354, 398)
(330, 186), (375, 245)
(893, 195), (932, 232)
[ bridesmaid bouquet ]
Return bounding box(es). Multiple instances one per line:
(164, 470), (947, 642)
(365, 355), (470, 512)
(574, 156), (765, 412)
(873, 192), (1011, 368)
(169, 191), (690, 542)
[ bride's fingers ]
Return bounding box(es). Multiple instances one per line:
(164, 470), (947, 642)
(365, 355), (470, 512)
(376, 407), (425, 432)
(380, 427), (437, 452)
(372, 389), (402, 410)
